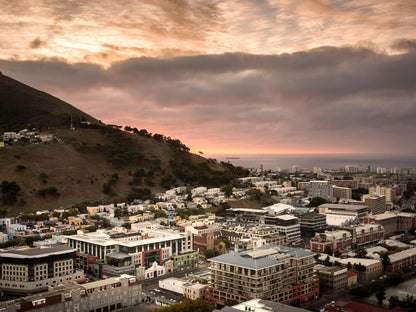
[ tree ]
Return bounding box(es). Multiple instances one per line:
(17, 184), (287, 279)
(324, 245), (333, 255)
(355, 247), (368, 258)
(1, 180), (21, 205)
(389, 295), (400, 309)
(204, 249), (219, 259)
(353, 263), (366, 272)
(102, 183), (111, 195)
(150, 298), (209, 312)
(154, 210), (167, 219)
(380, 252), (391, 270)
(221, 185), (233, 198)
(307, 197), (327, 208)
(349, 285), (370, 301)
(122, 222), (131, 229)
(376, 287), (386, 305)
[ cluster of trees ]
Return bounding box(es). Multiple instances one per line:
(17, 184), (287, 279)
(307, 197), (327, 208)
(103, 173), (119, 196)
(176, 207), (205, 219)
(352, 187), (369, 201)
(204, 249), (219, 259)
(127, 188), (152, 203)
(349, 272), (405, 303)
(37, 186), (59, 198)
(124, 126), (191, 153)
(403, 181), (416, 201)
(150, 298), (209, 312)
(389, 295), (416, 311)
(169, 157), (248, 188)
(1, 180), (21, 205)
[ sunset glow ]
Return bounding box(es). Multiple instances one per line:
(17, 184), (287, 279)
(1, 0), (416, 154)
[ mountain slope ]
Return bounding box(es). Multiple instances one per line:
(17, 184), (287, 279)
(0, 74), (247, 213)
(0, 73), (97, 132)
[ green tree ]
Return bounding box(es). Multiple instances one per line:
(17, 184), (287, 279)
(150, 298), (209, 312)
(355, 247), (368, 258)
(221, 184), (233, 198)
(389, 295), (400, 309)
(376, 287), (386, 305)
(324, 246), (333, 255)
(1, 180), (21, 205)
(154, 210), (167, 219)
(307, 197), (327, 208)
(204, 249), (219, 259)
(102, 183), (111, 195)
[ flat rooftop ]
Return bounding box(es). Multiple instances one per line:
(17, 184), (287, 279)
(319, 204), (368, 211)
(0, 245), (75, 259)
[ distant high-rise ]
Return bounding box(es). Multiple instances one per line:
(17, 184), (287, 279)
(376, 167), (387, 174)
(292, 165), (299, 173)
(310, 180), (333, 201)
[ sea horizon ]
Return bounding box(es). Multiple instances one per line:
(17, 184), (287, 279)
(204, 153), (416, 172)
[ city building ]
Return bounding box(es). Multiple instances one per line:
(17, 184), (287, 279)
(183, 282), (207, 300)
(0, 274), (141, 312)
(364, 212), (416, 236)
(310, 230), (352, 253)
(226, 208), (267, 224)
(387, 247), (416, 272)
(208, 245), (319, 307)
(318, 256), (382, 281)
(264, 215), (301, 243)
(66, 229), (194, 276)
(298, 213), (327, 237)
(318, 204), (368, 220)
(333, 186), (352, 200)
(316, 266), (347, 293)
(369, 185), (394, 202)
(310, 181), (333, 202)
(346, 270), (357, 288)
(363, 195), (386, 215)
(213, 298), (311, 312)
(0, 245), (85, 295)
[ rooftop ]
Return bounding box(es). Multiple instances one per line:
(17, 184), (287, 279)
(320, 204), (368, 211)
(0, 245), (75, 259)
(209, 251), (281, 270)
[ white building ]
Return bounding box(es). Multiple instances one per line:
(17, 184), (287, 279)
(310, 180), (333, 201)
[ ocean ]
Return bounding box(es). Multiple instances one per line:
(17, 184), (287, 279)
(204, 154), (416, 172)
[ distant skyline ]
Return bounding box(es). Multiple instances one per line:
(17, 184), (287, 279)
(1, 0), (416, 154)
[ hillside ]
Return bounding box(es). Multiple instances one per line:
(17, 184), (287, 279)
(0, 74), (248, 213)
(0, 73), (97, 132)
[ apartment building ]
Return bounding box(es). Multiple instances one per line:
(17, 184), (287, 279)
(309, 181), (333, 202)
(0, 245), (85, 294)
(0, 274), (141, 312)
(332, 186), (352, 200)
(363, 195), (386, 215)
(208, 245), (319, 307)
(264, 215), (301, 243)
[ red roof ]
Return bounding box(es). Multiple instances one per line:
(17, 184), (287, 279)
(346, 270), (357, 278)
(327, 301), (407, 312)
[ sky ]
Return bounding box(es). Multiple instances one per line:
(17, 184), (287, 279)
(1, 0), (416, 155)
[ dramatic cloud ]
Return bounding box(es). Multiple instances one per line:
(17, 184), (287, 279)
(1, 0), (416, 64)
(2, 47), (416, 154)
(1, 0), (416, 154)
